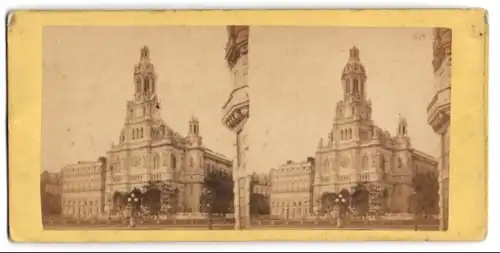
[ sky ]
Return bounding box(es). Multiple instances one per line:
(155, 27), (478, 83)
(42, 26), (440, 175)
(247, 27), (440, 174)
(42, 26), (234, 172)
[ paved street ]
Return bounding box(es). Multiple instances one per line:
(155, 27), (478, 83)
(44, 223), (438, 231)
(45, 225), (234, 230)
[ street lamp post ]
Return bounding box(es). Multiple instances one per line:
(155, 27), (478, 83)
(334, 194), (347, 228)
(127, 191), (141, 228)
(315, 200), (321, 223)
(205, 189), (213, 230)
(207, 202), (213, 230)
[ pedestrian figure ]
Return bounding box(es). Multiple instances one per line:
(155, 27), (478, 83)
(413, 212), (420, 231)
(332, 204), (342, 227)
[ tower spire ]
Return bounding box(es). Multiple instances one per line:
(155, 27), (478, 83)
(141, 46), (150, 59)
(397, 113), (408, 136)
(349, 46), (360, 62)
(341, 46), (367, 99)
(134, 45), (157, 97)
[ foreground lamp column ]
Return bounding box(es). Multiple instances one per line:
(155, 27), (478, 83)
(222, 26), (251, 230)
(427, 27), (451, 231)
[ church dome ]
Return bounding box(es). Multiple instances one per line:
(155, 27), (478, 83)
(342, 46), (366, 77)
(134, 46), (155, 74)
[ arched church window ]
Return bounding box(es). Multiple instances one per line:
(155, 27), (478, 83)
(135, 77), (141, 93)
(340, 130), (344, 140)
(150, 77), (155, 93)
(144, 77), (150, 92)
(189, 157), (194, 167)
(171, 154), (177, 169)
(346, 79), (351, 93)
(349, 128), (352, 139)
(353, 79), (359, 93)
(132, 129), (136, 139)
(362, 155), (369, 170)
(193, 125), (198, 134)
(140, 128), (144, 138)
(397, 158), (403, 169)
(380, 156), (386, 172)
(153, 154), (160, 170)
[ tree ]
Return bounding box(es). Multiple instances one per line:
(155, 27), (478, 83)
(250, 193), (270, 217)
(350, 183), (370, 218)
(41, 191), (61, 217)
(410, 172), (439, 216)
(111, 191), (129, 217)
(249, 176), (270, 218)
(141, 180), (179, 215)
(141, 183), (162, 219)
(319, 190), (350, 225)
(319, 192), (338, 214)
(203, 171), (233, 215)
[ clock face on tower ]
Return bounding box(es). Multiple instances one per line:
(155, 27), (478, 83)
(132, 156), (141, 167)
(360, 110), (367, 119)
(339, 154), (351, 168)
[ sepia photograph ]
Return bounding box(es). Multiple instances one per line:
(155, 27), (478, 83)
(247, 27), (450, 231)
(41, 26), (248, 230)
(40, 25), (450, 232)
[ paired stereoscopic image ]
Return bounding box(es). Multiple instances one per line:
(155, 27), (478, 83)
(41, 26), (451, 231)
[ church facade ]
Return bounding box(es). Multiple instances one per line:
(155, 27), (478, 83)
(312, 47), (438, 214)
(60, 46), (232, 219)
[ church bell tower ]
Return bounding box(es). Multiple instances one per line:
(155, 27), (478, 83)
(134, 46), (157, 100)
(332, 46), (373, 144)
(122, 46), (162, 144)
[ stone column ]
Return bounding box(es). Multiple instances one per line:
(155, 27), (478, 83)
(222, 26), (250, 229)
(427, 27), (451, 231)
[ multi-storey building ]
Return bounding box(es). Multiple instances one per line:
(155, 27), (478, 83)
(269, 160), (314, 219)
(313, 46), (438, 214)
(60, 160), (106, 218)
(59, 46), (232, 219)
(41, 171), (62, 217)
(251, 172), (271, 197)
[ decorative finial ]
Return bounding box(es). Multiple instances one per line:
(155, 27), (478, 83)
(141, 46), (150, 59)
(318, 138), (324, 148)
(398, 113), (407, 125)
(349, 46), (360, 61)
